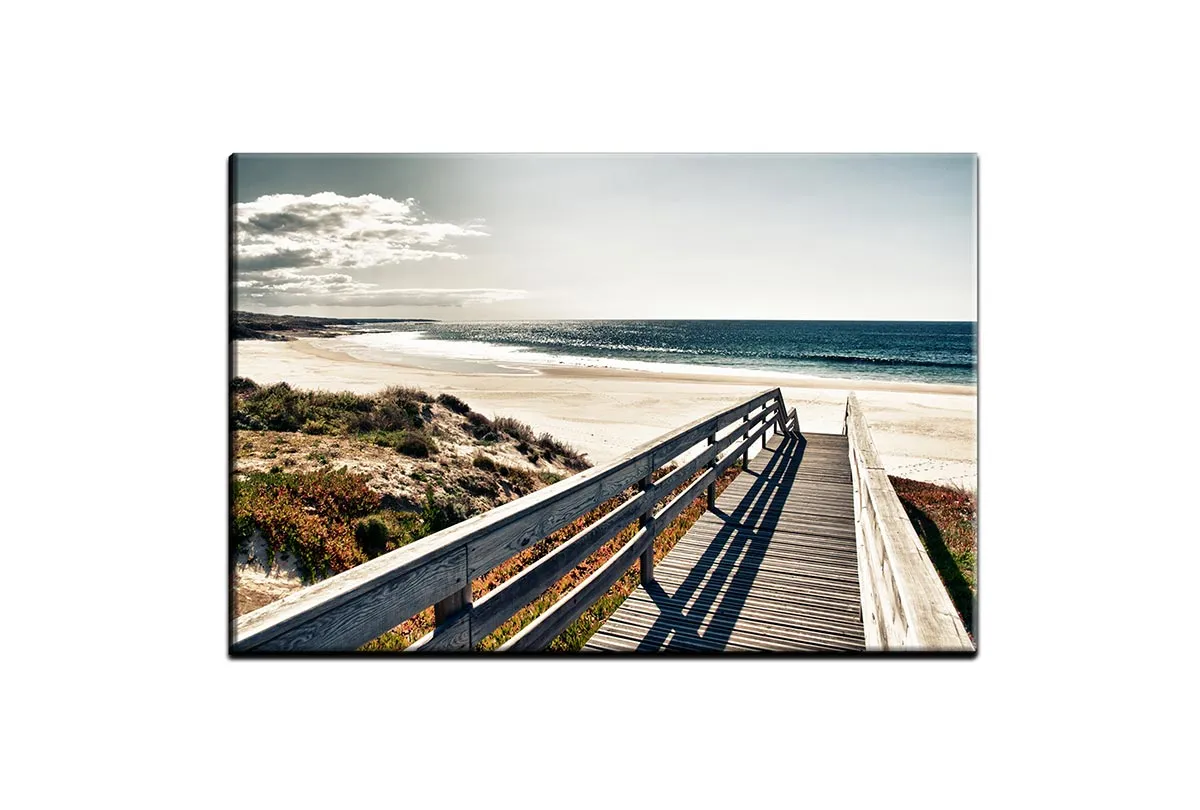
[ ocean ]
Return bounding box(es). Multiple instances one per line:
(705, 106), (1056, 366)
(333, 320), (977, 386)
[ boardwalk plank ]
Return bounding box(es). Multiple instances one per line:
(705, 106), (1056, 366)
(584, 432), (866, 652)
(600, 609), (834, 651)
(613, 597), (866, 640)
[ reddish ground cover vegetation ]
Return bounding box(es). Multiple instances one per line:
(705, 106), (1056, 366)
(890, 476), (977, 638)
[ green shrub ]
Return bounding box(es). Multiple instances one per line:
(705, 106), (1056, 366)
(472, 452), (497, 472)
(381, 385), (432, 404)
(396, 432), (436, 458)
(352, 510), (428, 555)
(437, 392), (472, 415)
(460, 473), (501, 497)
(237, 382), (299, 431)
(392, 511), (429, 546)
(354, 516), (390, 558)
(364, 431), (395, 448)
(420, 487), (469, 534)
(349, 400), (423, 433)
(464, 411), (498, 441)
(317, 391), (375, 413)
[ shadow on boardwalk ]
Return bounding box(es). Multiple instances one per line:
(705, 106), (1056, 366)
(634, 434), (808, 650)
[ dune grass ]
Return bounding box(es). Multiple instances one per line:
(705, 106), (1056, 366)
(232, 377), (589, 469)
(233, 378), (439, 453)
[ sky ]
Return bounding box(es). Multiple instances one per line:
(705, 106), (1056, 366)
(233, 154), (977, 321)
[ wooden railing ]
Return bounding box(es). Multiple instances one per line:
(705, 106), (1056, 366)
(843, 393), (974, 651)
(233, 388), (796, 653)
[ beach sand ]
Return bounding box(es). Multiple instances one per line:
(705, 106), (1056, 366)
(234, 337), (978, 490)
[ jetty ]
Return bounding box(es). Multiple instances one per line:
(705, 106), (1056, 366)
(232, 389), (974, 653)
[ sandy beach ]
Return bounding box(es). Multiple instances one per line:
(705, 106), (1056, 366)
(234, 337), (978, 489)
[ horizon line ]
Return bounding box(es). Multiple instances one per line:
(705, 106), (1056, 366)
(234, 310), (977, 324)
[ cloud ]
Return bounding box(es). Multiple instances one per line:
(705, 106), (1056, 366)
(237, 270), (525, 308)
(235, 192), (487, 272)
(233, 192), (523, 308)
(235, 248), (323, 272)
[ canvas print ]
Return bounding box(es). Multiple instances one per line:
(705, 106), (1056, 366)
(230, 153), (978, 654)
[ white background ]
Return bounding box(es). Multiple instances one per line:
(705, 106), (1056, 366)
(3, 1), (1196, 806)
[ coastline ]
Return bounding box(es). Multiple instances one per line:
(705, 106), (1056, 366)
(234, 337), (978, 489)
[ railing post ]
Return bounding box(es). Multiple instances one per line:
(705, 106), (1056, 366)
(639, 472), (654, 586)
(706, 430), (717, 510)
(433, 583), (472, 650)
(741, 413), (750, 469)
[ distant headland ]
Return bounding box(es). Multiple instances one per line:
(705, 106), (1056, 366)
(232, 311), (436, 341)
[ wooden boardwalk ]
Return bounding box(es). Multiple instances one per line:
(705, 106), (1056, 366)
(234, 388), (971, 654)
(584, 432), (865, 652)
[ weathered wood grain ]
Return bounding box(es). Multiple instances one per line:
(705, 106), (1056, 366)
(434, 584), (471, 622)
(233, 547), (467, 652)
(408, 602), (471, 652)
(429, 582), (473, 651)
(466, 475), (608, 579)
(847, 446), (882, 650)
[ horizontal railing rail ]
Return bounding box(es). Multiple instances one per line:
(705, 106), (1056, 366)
(233, 388), (794, 652)
(844, 393), (974, 651)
